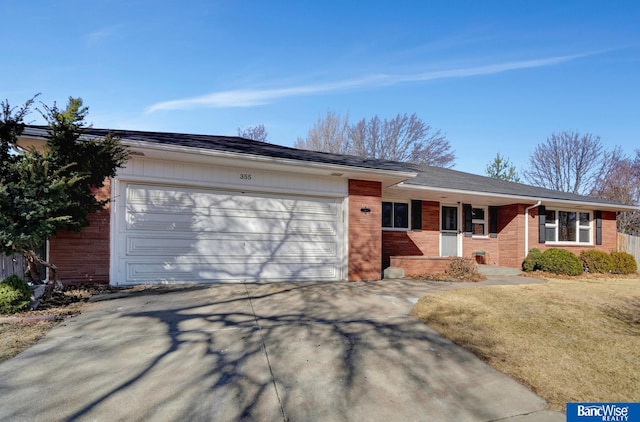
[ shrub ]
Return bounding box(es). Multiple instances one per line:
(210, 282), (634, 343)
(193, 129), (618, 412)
(0, 275), (32, 314)
(538, 248), (583, 276)
(580, 250), (613, 273)
(609, 252), (638, 275)
(522, 248), (543, 272)
(446, 258), (477, 280)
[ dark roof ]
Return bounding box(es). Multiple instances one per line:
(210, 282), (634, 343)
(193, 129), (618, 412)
(23, 126), (412, 174)
(404, 164), (626, 206)
(22, 125), (631, 208)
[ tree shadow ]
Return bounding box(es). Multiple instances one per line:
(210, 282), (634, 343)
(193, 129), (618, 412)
(41, 281), (519, 422)
(119, 184), (344, 285)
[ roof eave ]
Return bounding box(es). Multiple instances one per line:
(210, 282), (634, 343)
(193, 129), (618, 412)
(18, 130), (417, 183)
(124, 139), (418, 186)
(394, 182), (638, 212)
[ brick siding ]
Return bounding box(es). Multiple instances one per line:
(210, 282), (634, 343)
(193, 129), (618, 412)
(386, 203), (619, 276)
(48, 181), (111, 285)
(348, 180), (382, 281)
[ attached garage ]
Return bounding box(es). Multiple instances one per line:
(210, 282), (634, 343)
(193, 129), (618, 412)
(109, 151), (350, 285)
(113, 183), (344, 284)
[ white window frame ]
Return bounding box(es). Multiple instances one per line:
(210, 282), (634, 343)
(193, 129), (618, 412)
(382, 200), (410, 231)
(545, 209), (592, 245)
(471, 206), (488, 238)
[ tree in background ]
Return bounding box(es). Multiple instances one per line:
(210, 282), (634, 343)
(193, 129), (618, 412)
(295, 110), (455, 167)
(237, 124), (268, 143)
(591, 150), (640, 235)
(485, 153), (521, 182)
(294, 110), (351, 155)
(523, 131), (622, 195)
(0, 96), (128, 285)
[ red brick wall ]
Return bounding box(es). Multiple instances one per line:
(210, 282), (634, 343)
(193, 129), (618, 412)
(386, 203), (524, 275)
(601, 211), (617, 250)
(389, 256), (472, 275)
(457, 204), (524, 267)
(382, 201), (439, 267)
(48, 181), (111, 285)
(384, 203), (619, 273)
(497, 204), (525, 267)
(348, 180), (382, 281)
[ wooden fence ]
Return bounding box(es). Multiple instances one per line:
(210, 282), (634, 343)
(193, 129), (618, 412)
(1, 252), (28, 280)
(617, 232), (640, 271)
(0, 245), (46, 281)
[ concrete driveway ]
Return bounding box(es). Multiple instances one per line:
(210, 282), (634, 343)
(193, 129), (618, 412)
(0, 279), (564, 421)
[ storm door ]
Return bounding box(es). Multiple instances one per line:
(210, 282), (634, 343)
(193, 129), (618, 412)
(441, 205), (460, 257)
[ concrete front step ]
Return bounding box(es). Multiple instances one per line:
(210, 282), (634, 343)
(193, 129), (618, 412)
(476, 264), (522, 276)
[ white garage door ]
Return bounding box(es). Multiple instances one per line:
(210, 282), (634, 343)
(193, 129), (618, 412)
(115, 184), (344, 284)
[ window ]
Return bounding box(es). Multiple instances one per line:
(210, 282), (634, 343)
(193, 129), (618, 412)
(382, 201), (409, 229)
(471, 207), (487, 236)
(544, 209), (591, 244)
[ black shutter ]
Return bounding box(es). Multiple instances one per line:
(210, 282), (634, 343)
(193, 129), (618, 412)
(411, 200), (422, 230)
(464, 204), (472, 237)
(595, 210), (602, 245)
(538, 205), (546, 244)
(489, 206), (499, 238)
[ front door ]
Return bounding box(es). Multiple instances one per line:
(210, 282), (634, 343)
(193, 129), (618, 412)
(441, 205), (460, 257)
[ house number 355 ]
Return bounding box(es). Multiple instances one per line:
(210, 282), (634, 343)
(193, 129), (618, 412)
(240, 173), (252, 180)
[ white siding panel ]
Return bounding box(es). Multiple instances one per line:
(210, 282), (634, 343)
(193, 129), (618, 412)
(118, 157), (347, 197)
(115, 183), (344, 284)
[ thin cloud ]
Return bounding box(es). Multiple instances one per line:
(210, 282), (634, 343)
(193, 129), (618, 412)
(146, 52), (595, 113)
(86, 25), (121, 46)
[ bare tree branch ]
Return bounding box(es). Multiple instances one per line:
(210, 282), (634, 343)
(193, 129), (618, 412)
(295, 111), (455, 167)
(237, 124), (269, 143)
(524, 131), (621, 195)
(591, 149), (640, 235)
(294, 110), (351, 155)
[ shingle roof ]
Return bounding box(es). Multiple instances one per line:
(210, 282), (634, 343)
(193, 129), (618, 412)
(22, 125), (633, 209)
(23, 126), (411, 173)
(403, 164), (628, 206)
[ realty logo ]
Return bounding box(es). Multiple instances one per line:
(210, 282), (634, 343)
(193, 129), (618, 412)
(567, 403), (639, 422)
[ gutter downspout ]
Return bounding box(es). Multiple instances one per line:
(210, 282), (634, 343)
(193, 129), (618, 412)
(524, 201), (542, 258)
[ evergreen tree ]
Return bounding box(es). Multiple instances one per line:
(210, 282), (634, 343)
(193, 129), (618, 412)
(0, 96), (128, 284)
(485, 153), (521, 183)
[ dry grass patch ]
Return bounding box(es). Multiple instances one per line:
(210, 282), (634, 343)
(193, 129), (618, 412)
(411, 277), (640, 411)
(0, 284), (118, 363)
(0, 321), (57, 362)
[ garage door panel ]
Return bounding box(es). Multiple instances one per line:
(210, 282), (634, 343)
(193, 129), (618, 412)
(126, 236), (338, 257)
(126, 260), (339, 283)
(127, 205), (338, 221)
(118, 183), (343, 284)
(126, 212), (338, 235)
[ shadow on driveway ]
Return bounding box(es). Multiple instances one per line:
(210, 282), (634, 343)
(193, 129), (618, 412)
(0, 279), (563, 421)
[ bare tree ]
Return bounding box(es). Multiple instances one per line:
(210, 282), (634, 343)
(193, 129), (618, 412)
(485, 153), (521, 182)
(591, 150), (640, 235)
(523, 131), (623, 195)
(237, 124), (268, 143)
(294, 110), (351, 155)
(295, 111), (455, 167)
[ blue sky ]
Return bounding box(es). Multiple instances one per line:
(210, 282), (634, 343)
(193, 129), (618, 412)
(2, 1), (639, 176)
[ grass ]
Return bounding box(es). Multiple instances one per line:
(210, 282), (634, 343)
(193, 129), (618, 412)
(0, 321), (57, 362)
(0, 285), (111, 363)
(411, 276), (640, 411)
